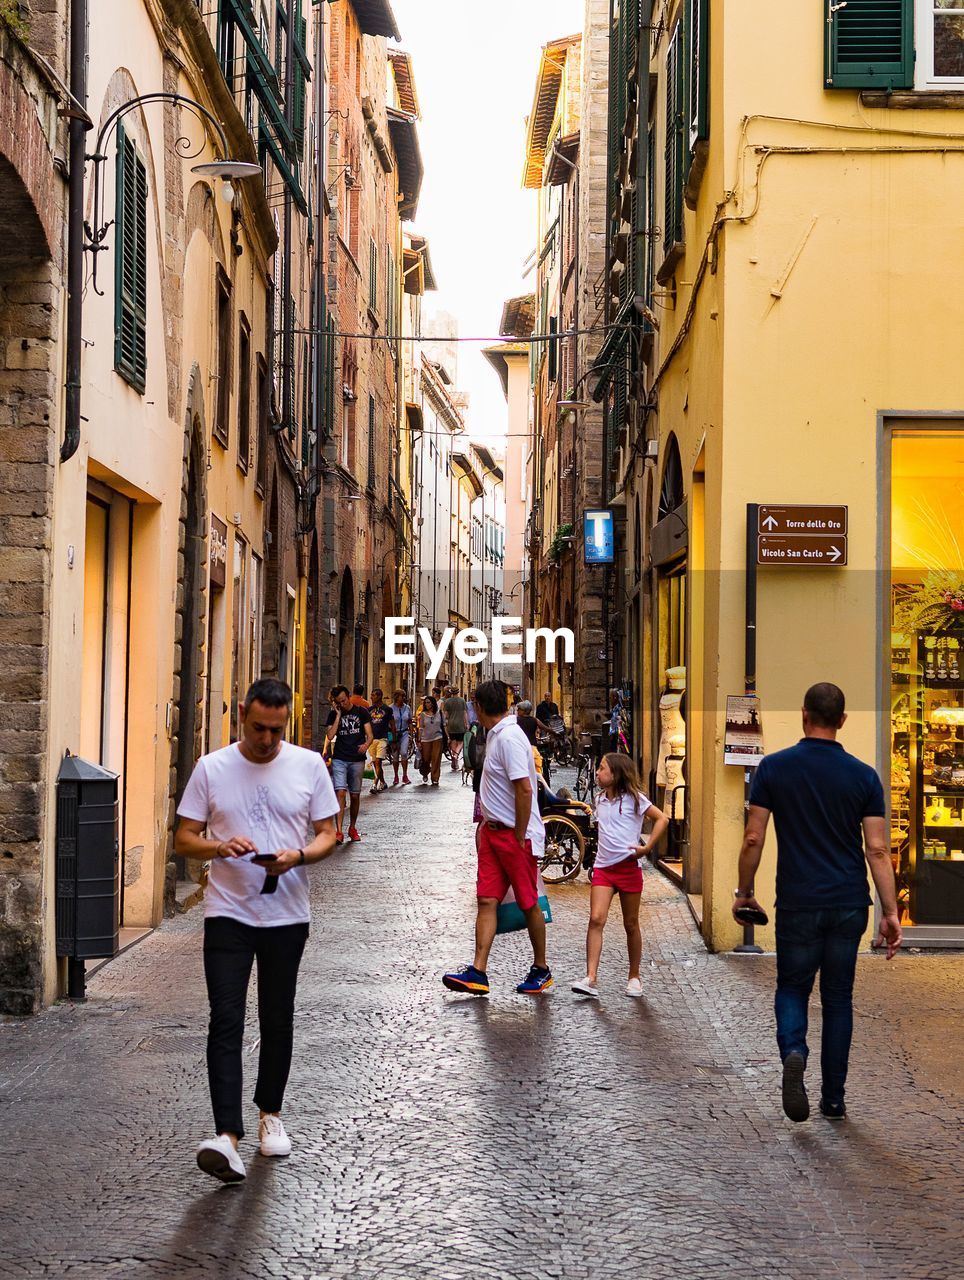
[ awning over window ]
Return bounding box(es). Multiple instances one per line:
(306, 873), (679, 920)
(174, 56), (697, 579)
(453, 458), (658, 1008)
(499, 295), (535, 339)
(450, 451), (484, 501)
(349, 0), (401, 40)
(388, 109), (423, 221)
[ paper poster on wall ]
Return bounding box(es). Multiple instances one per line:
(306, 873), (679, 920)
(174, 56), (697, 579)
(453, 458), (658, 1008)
(724, 694), (764, 767)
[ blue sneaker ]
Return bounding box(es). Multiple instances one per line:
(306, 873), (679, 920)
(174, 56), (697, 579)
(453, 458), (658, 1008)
(516, 965), (553, 994)
(442, 965), (489, 995)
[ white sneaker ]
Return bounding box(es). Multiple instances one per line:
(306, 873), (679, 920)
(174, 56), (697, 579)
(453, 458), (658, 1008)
(196, 1134), (246, 1183)
(259, 1113), (292, 1157)
(571, 978), (599, 997)
(626, 977), (644, 998)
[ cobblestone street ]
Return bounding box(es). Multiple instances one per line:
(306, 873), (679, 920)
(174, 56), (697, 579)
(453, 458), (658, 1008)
(1, 768), (962, 1280)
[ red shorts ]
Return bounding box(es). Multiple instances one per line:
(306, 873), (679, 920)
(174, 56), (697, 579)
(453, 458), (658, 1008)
(477, 824), (539, 911)
(592, 857), (643, 894)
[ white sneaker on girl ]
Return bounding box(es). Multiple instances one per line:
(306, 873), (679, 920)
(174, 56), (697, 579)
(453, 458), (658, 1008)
(571, 978), (599, 997)
(625, 978), (643, 998)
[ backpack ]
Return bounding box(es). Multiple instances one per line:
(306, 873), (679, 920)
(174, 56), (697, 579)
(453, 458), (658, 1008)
(465, 722), (487, 772)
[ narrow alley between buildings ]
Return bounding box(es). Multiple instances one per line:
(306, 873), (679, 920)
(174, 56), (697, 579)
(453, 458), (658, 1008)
(1, 770), (961, 1280)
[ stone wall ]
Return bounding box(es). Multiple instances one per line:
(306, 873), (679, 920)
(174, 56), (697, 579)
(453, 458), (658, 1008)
(570, 0), (611, 735)
(0, 27), (65, 1013)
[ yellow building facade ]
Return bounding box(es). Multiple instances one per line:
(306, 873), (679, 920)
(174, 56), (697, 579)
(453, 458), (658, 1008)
(43, 1), (279, 1001)
(607, 1), (964, 951)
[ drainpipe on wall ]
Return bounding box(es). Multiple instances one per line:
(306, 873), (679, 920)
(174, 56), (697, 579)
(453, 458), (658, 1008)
(62, 0), (90, 463)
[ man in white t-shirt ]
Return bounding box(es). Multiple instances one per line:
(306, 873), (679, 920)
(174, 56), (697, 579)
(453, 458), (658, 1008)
(443, 680), (552, 997)
(175, 677), (339, 1184)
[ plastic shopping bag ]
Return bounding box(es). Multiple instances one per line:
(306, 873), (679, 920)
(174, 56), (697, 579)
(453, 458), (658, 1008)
(496, 875), (553, 935)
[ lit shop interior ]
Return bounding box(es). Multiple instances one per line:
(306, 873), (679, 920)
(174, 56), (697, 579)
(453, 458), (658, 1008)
(890, 426), (964, 935)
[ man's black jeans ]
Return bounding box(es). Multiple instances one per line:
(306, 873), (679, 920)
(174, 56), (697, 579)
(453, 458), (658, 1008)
(774, 906), (868, 1108)
(203, 916), (309, 1139)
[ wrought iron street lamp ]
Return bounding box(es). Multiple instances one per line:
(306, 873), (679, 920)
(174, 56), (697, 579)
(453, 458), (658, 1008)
(83, 92), (261, 295)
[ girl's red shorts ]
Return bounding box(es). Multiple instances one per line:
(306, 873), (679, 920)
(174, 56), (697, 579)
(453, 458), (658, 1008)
(591, 856), (643, 894)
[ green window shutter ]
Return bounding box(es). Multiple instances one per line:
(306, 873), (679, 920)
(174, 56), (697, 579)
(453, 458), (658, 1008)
(323, 314), (336, 442)
(825, 0), (914, 89)
(687, 0), (709, 152)
(301, 336), (311, 469)
(367, 395), (376, 492)
(114, 123), (148, 393)
(645, 125), (656, 305)
(664, 23), (685, 253)
(292, 9), (308, 158)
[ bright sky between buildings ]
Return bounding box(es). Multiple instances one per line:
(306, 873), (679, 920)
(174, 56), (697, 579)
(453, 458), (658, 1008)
(389, 0), (584, 444)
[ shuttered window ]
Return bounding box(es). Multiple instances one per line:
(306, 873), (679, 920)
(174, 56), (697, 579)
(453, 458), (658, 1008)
(687, 0), (709, 152)
(292, 3), (308, 158)
(825, 0), (914, 89)
(114, 124), (148, 393)
(367, 395), (376, 492)
(369, 238), (379, 314)
(664, 22), (685, 255)
(322, 313), (336, 442)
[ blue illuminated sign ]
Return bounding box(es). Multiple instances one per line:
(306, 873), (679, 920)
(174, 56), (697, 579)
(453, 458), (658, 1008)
(583, 509), (614, 565)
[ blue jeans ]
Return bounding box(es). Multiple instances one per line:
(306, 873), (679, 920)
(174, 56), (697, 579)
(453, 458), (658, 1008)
(775, 906), (868, 1107)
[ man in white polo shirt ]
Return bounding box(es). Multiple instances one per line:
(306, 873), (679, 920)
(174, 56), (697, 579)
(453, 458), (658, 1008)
(175, 677), (339, 1184)
(443, 679), (552, 997)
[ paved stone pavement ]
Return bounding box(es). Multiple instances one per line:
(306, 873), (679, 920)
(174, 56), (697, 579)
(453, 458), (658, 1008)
(1, 766), (963, 1280)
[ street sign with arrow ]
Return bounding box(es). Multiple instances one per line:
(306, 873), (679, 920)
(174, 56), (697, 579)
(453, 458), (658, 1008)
(755, 505), (848, 567)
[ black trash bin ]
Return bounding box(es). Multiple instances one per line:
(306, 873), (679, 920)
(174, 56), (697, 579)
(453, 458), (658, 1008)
(55, 752), (119, 999)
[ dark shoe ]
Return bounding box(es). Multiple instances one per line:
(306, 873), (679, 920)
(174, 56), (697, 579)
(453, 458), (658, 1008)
(781, 1052), (810, 1122)
(819, 1098), (847, 1120)
(517, 965), (554, 995)
(442, 965), (489, 995)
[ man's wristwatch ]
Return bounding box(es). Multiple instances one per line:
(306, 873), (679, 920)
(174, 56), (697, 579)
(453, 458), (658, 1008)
(298, 848), (305, 866)
(734, 888), (753, 900)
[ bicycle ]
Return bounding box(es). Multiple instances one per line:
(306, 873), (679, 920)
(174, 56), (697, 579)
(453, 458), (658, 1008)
(574, 732), (600, 803)
(539, 786), (597, 885)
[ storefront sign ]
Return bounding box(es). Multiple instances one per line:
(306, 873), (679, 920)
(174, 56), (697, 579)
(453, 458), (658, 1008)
(210, 514), (228, 588)
(724, 694), (765, 767)
(757, 535), (847, 566)
(584, 509), (615, 565)
(757, 505), (848, 536)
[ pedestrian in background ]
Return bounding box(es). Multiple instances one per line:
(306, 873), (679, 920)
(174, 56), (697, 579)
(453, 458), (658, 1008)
(572, 754), (667, 1000)
(416, 695), (444, 785)
(366, 688), (393, 793)
(443, 679), (552, 997)
(390, 689), (413, 786)
(175, 678), (339, 1183)
(326, 685), (373, 842)
(735, 682), (902, 1123)
(442, 686), (468, 771)
(350, 684), (370, 709)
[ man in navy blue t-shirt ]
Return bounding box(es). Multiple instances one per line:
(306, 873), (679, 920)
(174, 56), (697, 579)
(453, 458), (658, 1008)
(734, 682), (901, 1123)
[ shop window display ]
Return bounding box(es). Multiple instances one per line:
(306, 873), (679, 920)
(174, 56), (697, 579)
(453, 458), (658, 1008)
(890, 428), (964, 929)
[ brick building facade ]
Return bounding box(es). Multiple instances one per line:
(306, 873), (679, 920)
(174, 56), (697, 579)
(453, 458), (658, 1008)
(315, 0), (421, 719)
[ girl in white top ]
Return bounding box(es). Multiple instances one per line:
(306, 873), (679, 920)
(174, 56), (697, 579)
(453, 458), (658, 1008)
(572, 753), (668, 1000)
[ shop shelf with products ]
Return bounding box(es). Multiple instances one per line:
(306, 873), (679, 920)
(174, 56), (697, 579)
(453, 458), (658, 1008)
(906, 633), (964, 924)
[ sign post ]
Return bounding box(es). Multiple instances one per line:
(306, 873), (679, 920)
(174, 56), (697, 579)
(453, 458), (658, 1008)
(736, 504), (764, 954)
